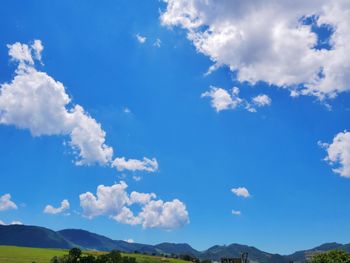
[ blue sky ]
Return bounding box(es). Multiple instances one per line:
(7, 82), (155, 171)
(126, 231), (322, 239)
(1, 0), (350, 255)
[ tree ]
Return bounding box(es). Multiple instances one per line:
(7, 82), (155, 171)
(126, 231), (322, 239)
(50, 249), (137, 263)
(308, 250), (350, 263)
(69, 248), (82, 260)
(80, 255), (96, 263)
(109, 250), (122, 263)
(96, 254), (112, 263)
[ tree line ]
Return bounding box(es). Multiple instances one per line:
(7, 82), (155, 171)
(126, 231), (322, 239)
(50, 248), (137, 263)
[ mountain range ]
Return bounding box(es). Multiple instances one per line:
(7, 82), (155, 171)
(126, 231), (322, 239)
(0, 224), (349, 263)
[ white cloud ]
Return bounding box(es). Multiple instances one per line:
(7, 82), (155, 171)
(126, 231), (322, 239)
(201, 86), (243, 112)
(252, 94), (272, 107)
(7, 42), (34, 65)
(231, 187), (250, 198)
(68, 105), (113, 166)
(154, 38), (162, 48)
(161, 0), (350, 100)
(130, 191), (156, 205)
(80, 181), (130, 219)
(0, 220), (23, 225)
(125, 238), (134, 243)
(79, 181), (189, 229)
(232, 210), (241, 216)
(123, 107), (131, 114)
(44, 199), (70, 214)
(320, 131), (350, 177)
(31, 40), (44, 62)
(113, 207), (141, 225)
(2, 40), (158, 170)
(112, 157), (159, 172)
(0, 41), (113, 166)
(138, 199), (189, 229)
(10, 221), (23, 225)
(201, 86), (270, 112)
(0, 194), (17, 211)
(136, 34), (146, 44)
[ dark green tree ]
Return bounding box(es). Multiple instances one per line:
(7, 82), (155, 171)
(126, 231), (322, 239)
(109, 250), (122, 263)
(308, 250), (350, 263)
(80, 255), (96, 263)
(96, 254), (112, 263)
(69, 248), (82, 260)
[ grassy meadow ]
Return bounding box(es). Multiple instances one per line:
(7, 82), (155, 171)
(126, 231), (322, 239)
(0, 246), (188, 263)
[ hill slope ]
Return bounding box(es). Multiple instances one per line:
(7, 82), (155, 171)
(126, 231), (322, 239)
(0, 225), (72, 249)
(155, 242), (200, 257)
(58, 229), (119, 251)
(59, 229), (158, 254)
(0, 225), (349, 263)
(287, 242), (350, 262)
(202, 244), (288, 263)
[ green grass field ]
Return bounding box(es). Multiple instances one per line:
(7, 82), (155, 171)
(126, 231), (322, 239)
(0, 246), (188, 263)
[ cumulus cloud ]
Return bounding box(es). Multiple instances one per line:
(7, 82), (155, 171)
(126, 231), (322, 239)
(201, 86), (271, 112)
(0, 194), (17, 211)
(252, 94), (272, 107)
(201, 86), (243, 112)
(130, 191), (157, 205)
(125, 238), (134, 243)
(1, 40), (157, 169)
(112, 157), (159, 172)
(7, 42), (34, 65)
(113, 207), (141, 225)
(136, 34), (146, 44)
(80, 181), (130, 219)
(320, 131), (350, 177)
(231, 187), (250, 198)
(232, 210), (241, 216)
(79, 181), (189, 229)
(0, 41), (113, 166)
(44, 199), (70, 214)
(161, 0), (350, 100)
(138, 199), (189, 229)
(31, 40), (44, 62)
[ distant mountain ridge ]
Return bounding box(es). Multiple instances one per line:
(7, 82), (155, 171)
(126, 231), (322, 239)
(0, 225), (72, 249)
(0, 224), (349, 263)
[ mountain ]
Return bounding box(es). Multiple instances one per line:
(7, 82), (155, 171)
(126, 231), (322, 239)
(58, 229), (120, 251)
(202, 244), (288, 263)
(155, 242), (200, 257)
(59, 229), (158, 254)
(287, 242), (350, 262)
(0, 224), (72, 249)
(0, 224), (349, 263)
